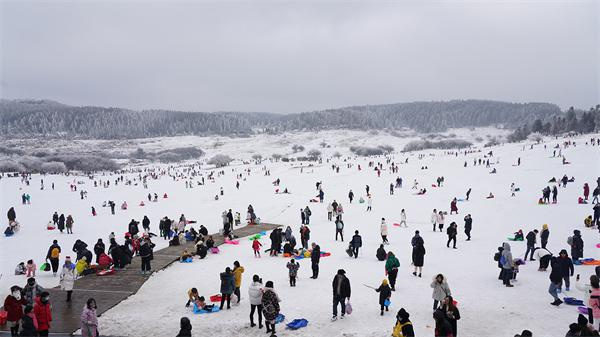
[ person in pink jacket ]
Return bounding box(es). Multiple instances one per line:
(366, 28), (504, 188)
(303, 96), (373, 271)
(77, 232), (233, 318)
(588, 275), (600, 318)
(81, 298), (99, 337)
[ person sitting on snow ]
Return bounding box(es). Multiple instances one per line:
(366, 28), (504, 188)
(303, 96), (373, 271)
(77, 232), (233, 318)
(195, 296), (214, 311)
(15, 262), (26, 275)
(180, 249), (192, 261)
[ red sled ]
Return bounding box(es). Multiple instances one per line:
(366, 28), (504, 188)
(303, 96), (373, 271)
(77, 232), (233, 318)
(209, 294), (222, 303)
(47, 226), (56, 230)
(432, 184), (437, 188)
(393, 223), (401, 227)
(96, 268), (115, 276)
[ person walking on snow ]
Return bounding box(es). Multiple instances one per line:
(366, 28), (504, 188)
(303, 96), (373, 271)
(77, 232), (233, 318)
(431, 274), (451, 309)
(310, 243), (321, 279)
(375, 279), (392, 316)
(431, 209), (438, 232)
(385, 252), (400, 291)
(366, 195), (373, 211)
(556, 249), (574, 292)
(501, 242), (515, 287)
(248, 275), (263, 329)
(262, 281), (280, 336)
(233, 261), (245, 303)
(348, 190), (354, 203)
(286, 259), (300, 287)
(524, 230), (538, 261)
(540, 224), (549, 249)
(412, 237), (425, 277)
(335, 216), (344, 241)
(549, 257), (563, 306)
(350, 230), (362, 258)
(332, 269), (351, 321)
(446, 222), (457, 249)
(437, 211), (445, 232)
(399, 209), (407, 227)
(463, 214), (472, 241)
(380, 218), (389, 244)
(450, 198), (458, 215)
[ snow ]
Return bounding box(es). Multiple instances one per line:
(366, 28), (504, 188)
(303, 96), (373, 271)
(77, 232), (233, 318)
(1, 131), (599, 337)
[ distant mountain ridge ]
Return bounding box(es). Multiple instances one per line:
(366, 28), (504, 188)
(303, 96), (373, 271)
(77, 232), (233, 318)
(0, 99), (562, 139)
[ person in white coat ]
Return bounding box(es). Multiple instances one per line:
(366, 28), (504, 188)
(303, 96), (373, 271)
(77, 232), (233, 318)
(336, 204), (344, 220)
(436, 211), (445, 232)
(60, 256), (77, 302)
(366, 195), (373, 211)
(327, 203), (334, 221)
(575, 267), (600, 305)
(431, 209), (438, 231)
(248, 275), (264, 329)
(400, 209), (407, 227)
(380, 218), (389, 244)
(431, 273), (451, 310)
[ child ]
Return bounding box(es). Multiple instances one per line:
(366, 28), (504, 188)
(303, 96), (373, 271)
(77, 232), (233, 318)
(21, 305), (38, 336)
(15, 262), (26, 275)
(26, 259), (36, 278)
(196, 296), (214, 311)
(252, 239), (262, 257)
(392, 308), (415, 337)
(186, 288), (200, 307)
(181, 249), (192, 262)
(286, 259), (300, 287)
(514, 230), (524, 241)
(376, 279), (392, 315)
(235, 212), (241, 226)
(206, 236), (215, 249)
(33, 291), (52, 336)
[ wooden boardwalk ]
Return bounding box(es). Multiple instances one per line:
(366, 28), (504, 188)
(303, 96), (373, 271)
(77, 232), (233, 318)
(1, 223), (280, 336)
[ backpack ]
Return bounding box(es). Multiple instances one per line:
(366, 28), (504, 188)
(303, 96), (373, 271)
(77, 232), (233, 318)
(499, 254), (506, 265)
(51, 248), (60, 259)
(567, 236), (573, 246)
(493, 252), (501, 262)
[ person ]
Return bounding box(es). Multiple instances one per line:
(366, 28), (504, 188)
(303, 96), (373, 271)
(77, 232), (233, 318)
(80, 298), (98, 337)
(186, 288), (200, 307)
(446, 222), (457, 249)
(139, 238), (154, 275)
(431, 274), (451, 310)
(571, 230), (584, 262)
(93, 239), (105, 264)
(52, 211), (59, 227)
(392, 308), (415, 337)
(465, 188), (471, 201)
(348, 190), (354, 203)
(34, 291), (52, 336)
(412, 239), (425, 277)
(588, 275), (600, 319)
(310, 243), (321, 279)
(23, 278), (44, 307)
(332, 269), (351, 320)
(501, 242), (514, 287)
(524, 229), (538, 261)
(252, 238), (262, 257)
(385, 252), (400, 291)
(557, 249), (575, 291)
(535, 247), (552, 271)
(327, 203), (333, 221)
(515, 330), (533, 337)
(65, 215), (74, 234)
(20, 305), (38, 336)
(142, 215), (150, 232)
(59, 257), (76, 302)
(540, 224), (549, 249)
(463, 215), (472, 241)
(350, 230), (362, 258)
(176, 317), (192, 337)
(549, 257), (563, 306)
(4, 285), (26, 336)
(437, 211), (445, 232)
(46, 240), (61, 276)
(248, 275), (264, 328)
(375, 278), (392, 315)
(376, 244), (387, 261)
(219, 267), (235, 310)
(450, 198), (458, 214)
(57, 214), (65, 233)
(366, 195), (373, 211)
(233, 261), (245, 303)
(26, 260), (36, 278)
(433, 308), (453, 337)
(442, 296), (461, 336)
(287, 259), (300, 287)
(335, 216), (344, 241)
(431, 209), (438, 231)
(399, 209), (407, 227)
(262, 281), (280, 337)
(195, 296), (214, 311)
(381, 218), (389, 244)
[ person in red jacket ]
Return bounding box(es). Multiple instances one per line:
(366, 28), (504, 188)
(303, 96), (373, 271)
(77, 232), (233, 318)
(4, 285), (27, 336)
(252, 239), (262, 257)
(34, 291), (52, 336)
(584, 183), (590, 201)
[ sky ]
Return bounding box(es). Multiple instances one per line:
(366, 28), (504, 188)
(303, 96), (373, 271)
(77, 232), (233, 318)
(0, 0), (598, 113)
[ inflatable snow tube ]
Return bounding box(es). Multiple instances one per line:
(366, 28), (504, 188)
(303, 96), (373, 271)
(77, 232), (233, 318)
(96, 268), (115, 276)
(210, 247), (220, 254)
(180, 257), (193, 263)
(320, 252), (331, 257)
(563, 297), (584, 306)
(193, 303), (220, 314)
(224, 239), (239, 245)
(209, 295), (222, 303)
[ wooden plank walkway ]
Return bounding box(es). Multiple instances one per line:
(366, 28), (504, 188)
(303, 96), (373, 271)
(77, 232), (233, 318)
(1, 223), (280, 336)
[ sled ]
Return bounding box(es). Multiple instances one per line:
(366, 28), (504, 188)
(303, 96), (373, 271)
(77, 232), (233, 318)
(579, 306), (590, 315)
(393, 223), (401, 227)
(457, 198), (465, 202)
(596, 243), (600, 248)
(139, 202), (145, 207)
(249, 234), (262, 241)
(286, 318), (308, 330)
(47, 226), (55, 230)
(224, 239), (239, 245)
(431, 184), (437, 188)
(193, 303), (220, 314)
(309, 199), (319, 203)
(210, 247), (220, 254)
(96, 268), (115, 276)
(320, 252), (331, 257)
(582, 259), (600, 266)
(186, 220), (197, 224)
(180, 257), (193, 263)
(507, 237), (524, 241)
(564, 297), (584, 306)
(260, 231), (267, 235)
(209, 295), (222, 303)
(275, 314), (285, 324)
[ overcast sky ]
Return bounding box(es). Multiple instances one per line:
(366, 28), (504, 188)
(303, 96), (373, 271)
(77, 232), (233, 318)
(1, 0), (598, 113)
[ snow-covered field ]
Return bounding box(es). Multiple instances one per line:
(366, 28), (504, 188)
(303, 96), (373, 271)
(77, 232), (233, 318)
(1, 130), (599, 336)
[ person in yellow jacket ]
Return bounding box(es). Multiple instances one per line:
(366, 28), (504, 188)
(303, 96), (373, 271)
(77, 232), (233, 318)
(392, 308), (415, 337)
(233, 261), (245, 304)
(186, 287), (200, 307)
(75, 256), (89, 275)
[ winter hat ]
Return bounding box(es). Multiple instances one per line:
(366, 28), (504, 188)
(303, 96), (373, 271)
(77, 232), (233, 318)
(397, 308), (409, 320)
(65, 256), (72, 262)
(578, 314), (588, 326)
(53, 240), (58, 244)
(560, 249), (568, 256)
(595, 266), (600, 277)
(337, 269), (346, 275)
(542, 224), (548, 230)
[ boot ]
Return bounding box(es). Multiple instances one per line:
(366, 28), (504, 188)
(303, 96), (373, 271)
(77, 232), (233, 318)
(412, 272), (417, 276)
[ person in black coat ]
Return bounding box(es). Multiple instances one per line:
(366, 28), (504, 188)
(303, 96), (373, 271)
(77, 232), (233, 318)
(199, 225), (208, 237)
(72, 239), (88, 261)
(524, 229), (538, 261)
(311, 243), (321, 279)
(108, 238), (123, 268)
(350, 231), (362, 258)
(196, 241), (208, 259)
(375, 279), (392, 315)
(376, 244), (387, 261)
(52, 212), (59, 226)
(556, 249), (574, 291)
(332, 269), (351, 319)
(463, 215), (472, 241)
(128, 219), (139, 237)
(93, 239), (105, 263)
(142, 216), (150, 231)
(7, 207), (16, 222)
(442, 296), (461, 336)
(176, 316), (192, 337)
(571, 230), (584, 262)
(540, 225), (549, 249)
(412, 241), (425, 277)
(446, 223), (457, 249)
(549, 257), (563, 305)
(58, 213), (66, 233)
(433, 308), (453, 337)
(139, 239), (154, 274)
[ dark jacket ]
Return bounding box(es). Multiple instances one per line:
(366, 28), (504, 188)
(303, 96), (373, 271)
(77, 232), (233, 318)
(412, 244), (426, 267)
(142, 216), (150, 229)
(446, 226), (457, 237)
(526, 231), (536, 246)
(332, 274), (351, 298)
(46, 243), (61, 260)
(139, 242), (153, 259)
(94, 241), (105, 257)
(376, 284), (391, 305)
(571, 232), (584, 259)
(549, 259), (563, 283)
(7, 207), (16, 222)
(442, 304), (461, 337)
(351, 234), (362, 248)
(20, 313), (37, 336)
(311, 245), (321, 263)
(556, 256), (574, 277)
(58, 214), (65, 230)
(464, 217), (472, 231)
(376, 246), (387, 261)
(220, 272), (235, 294)
(540, 229), (549, 243)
